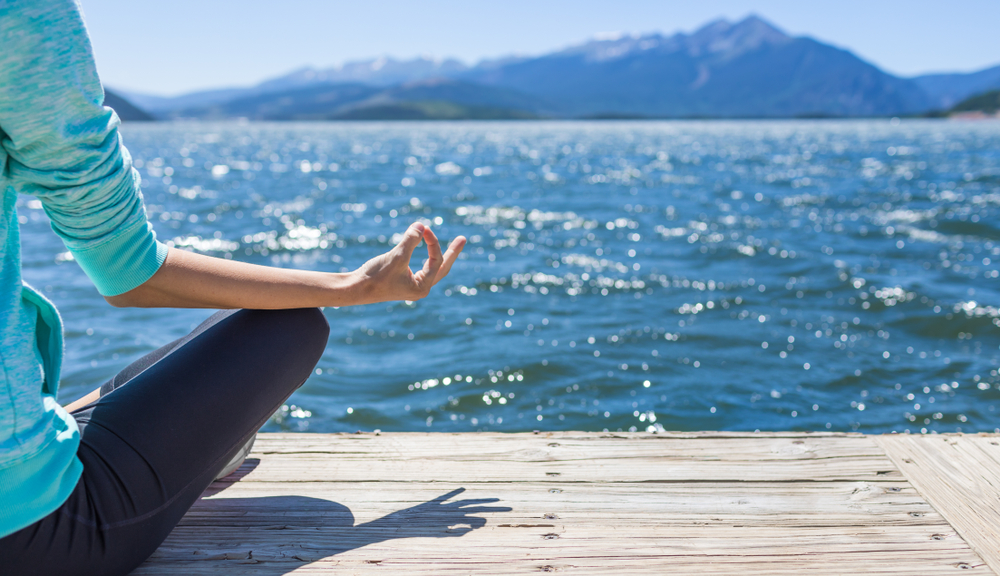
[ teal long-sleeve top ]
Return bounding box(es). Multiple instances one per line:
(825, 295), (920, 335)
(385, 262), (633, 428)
(0, 0), (168, 537)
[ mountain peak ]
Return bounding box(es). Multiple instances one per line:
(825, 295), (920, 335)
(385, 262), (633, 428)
(729, 15), (790, 43)
(558, 15), (791, 63)
(686, 15), (790, 58)
(734, 15), (787, 35)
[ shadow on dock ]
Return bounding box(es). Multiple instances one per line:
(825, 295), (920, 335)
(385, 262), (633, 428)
(142, 433), (1000, 574)
(172, 459), (513, 572)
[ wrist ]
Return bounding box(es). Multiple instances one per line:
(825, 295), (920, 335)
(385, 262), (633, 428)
(334, 269), (372, 307)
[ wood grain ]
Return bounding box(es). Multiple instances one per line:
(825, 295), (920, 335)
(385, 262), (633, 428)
(878, 433), (1000, 574)
(132, 432), (996, 575)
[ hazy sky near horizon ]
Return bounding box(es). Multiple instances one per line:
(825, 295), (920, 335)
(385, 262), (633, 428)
(81, 0), (1000, 96)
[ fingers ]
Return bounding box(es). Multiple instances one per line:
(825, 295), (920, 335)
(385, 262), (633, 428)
(413, 226), (445, 287)
(433, 488), (467, 503)
(397, 222), (426, 261)
(448, 498), (503, 506)
(403, 223), (466, 293)
(422, 226), (445, 270)
(433, 236), (466, 286)
(449, 506), (509, 516)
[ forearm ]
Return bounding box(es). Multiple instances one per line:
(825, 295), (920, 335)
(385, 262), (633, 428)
(107, 223), (465, 310)
(106, 247), (364, 309)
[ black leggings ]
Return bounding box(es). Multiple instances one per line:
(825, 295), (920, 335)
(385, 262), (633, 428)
(0, 308), (329, 576)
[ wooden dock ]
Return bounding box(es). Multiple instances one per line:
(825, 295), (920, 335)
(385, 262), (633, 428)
(137, 432), (1000, 575)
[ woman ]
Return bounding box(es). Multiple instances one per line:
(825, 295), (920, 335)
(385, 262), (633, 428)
(0, 1), (466, 574)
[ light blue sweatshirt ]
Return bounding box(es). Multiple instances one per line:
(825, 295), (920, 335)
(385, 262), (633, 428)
(0, 0), (167, 537)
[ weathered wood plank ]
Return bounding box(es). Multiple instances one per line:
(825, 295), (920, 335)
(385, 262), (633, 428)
(183, 481), (942, 527)
(133, 561), (987, 576)
(132, 432), (997, 575)
(237, 433), (902, 483)
(144, 524), (985, 574)
(139, 533), (987, 575)
(233, 454), (902, 483)
(135, 555), (986, 576)
(252, 432), (886, 460)
(877, 434), (1000, 574)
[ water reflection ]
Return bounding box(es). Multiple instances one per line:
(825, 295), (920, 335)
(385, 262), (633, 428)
(21, 120), (1000, 435)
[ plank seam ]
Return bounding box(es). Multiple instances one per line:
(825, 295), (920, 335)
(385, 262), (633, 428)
(876, 434), (1000, 575)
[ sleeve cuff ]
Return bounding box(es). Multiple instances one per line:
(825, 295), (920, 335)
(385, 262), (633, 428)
(69, 220), (168, 297)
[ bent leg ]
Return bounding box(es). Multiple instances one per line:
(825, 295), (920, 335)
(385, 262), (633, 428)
(0, 308), (329, 576)
(62, 309), (244, 413)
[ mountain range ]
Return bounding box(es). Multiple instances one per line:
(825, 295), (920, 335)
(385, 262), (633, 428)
(114, 16), (1000, 120)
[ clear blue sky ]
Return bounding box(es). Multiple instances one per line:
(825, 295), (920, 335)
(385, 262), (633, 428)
(80, 0), (1000, 96)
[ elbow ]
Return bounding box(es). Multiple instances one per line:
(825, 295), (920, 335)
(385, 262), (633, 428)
(104, 287), (147, 308)
(104, 293), (132, 308)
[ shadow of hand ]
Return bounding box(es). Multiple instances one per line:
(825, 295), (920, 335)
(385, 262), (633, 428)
(187, 479), (512, 573)
(359, 488), (512, 539)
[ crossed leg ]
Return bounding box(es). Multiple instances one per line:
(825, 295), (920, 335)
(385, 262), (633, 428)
(0, 308), (329, 576)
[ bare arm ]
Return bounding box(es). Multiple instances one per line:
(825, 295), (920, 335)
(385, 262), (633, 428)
(64, 222), (463, 410)
(105, 222), (466, 309)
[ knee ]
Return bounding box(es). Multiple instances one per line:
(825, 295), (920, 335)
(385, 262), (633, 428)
(277, 307), (330, 351)
(240, 308), (330, 363)
(295, 307), (331, 346)
(282, 309), (329, 385)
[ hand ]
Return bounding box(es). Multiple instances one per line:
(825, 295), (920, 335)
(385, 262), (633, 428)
(352, 222), (466, 304)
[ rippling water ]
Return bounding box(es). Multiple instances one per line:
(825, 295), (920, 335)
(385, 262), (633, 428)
(19, 120), (1000, 434)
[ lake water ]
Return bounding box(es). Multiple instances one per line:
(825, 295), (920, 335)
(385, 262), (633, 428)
(19, 120), (1000, 434)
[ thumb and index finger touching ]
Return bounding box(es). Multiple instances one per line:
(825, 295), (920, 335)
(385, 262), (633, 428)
(398, 222), (467, 286)
(398, 221), (427, 260)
